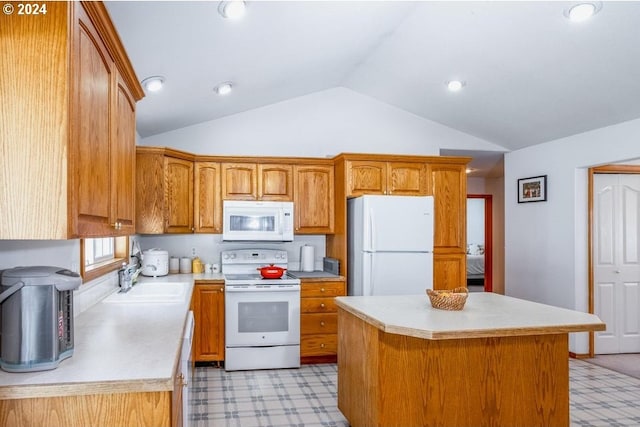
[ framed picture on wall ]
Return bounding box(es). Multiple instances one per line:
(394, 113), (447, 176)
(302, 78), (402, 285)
(518, 175), (547, 203)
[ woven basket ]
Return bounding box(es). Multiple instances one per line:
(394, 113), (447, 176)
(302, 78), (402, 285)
(426, 287), (469, 311)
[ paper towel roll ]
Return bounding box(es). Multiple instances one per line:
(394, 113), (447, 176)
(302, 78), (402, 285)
(300, 245), (315, 272)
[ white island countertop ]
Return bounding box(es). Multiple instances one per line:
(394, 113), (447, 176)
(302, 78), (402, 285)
(335, 293), (605, 340)
(0, 273), (223, 400)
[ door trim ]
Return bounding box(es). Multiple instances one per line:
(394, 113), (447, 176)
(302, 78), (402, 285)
(588, 165), (640, 356)
(467, 194), (493, 292)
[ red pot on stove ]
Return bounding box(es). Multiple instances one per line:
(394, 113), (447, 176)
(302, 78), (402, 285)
(256, 264), (286, 279)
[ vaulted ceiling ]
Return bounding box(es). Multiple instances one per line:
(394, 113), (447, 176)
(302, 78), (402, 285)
(105, 1), (640, 152)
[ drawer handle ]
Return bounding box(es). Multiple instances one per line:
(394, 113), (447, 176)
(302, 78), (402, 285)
(320, 303), (325, 308)
(320, 321), (325, 327)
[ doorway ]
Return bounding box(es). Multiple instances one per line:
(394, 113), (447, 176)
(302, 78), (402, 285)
(590, 166), (640, 355)
(467, 195), (493, 292)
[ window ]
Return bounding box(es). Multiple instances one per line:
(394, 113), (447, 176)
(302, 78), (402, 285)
(84, 237), (115, 265)
(81, 236), (129, 283)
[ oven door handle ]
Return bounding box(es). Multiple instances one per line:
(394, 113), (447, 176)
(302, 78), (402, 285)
(224, 285), (300, 292)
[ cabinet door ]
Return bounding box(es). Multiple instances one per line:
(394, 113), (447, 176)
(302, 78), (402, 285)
(112, 75), (136, 235)
(192, 284), (225, 362)
(433, 253), (466, 290)
(165, 157), (194, 233)
(387, 162), (427, 196)
(222, 163), (257, 200)
(258, 164), (293, 201)
(194, 162), (222, 233)
(428, 163), (466, 251)
(294, 165), (335, 234)
(74, 5), (115, 237)
(346, 161), (386, 197)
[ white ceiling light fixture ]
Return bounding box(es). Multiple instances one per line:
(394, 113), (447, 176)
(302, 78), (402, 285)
(447, 80), (465, 92)
(215, 81), (234, 96)
(141, 76), (165, 93)
(218, 0), (246, 19)
(565, 2), (602, 22)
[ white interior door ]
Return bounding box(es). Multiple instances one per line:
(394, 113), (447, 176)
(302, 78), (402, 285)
(593, 173), (640, 354)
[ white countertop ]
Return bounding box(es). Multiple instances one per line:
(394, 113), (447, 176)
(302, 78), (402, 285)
(335, 293), (605, 340)
(0, 273), (223, 399)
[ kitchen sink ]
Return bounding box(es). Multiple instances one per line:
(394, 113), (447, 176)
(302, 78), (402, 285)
(102, 282), (189, 304)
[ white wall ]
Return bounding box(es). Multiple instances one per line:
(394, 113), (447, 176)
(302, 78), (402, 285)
(504, 117), (640, 354)
(467, 176), (506, 294)
(467, 198), (485, 245)
(140, 87), (505, 156)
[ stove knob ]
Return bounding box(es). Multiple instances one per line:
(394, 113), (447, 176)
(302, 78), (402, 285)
(223, 253), (229, 260)
(230, 253), (237, 259)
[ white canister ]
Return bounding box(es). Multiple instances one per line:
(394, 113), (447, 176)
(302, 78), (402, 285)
(204, 263), (213, 274)
(169, 257), (180, 274)
(179, 257), (192, 274)
(300, 245), (315, 272)
(212, 263), (220, 274)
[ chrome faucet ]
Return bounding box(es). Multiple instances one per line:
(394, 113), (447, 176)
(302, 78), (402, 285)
(118, 263), (151, 293)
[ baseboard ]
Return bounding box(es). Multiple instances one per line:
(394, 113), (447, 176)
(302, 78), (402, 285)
(569, 352), (591, 359)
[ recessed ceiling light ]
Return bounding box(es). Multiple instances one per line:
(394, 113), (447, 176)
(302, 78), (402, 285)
(218, 0), (246, 19)
(141, 76), (165, 93)
(447, 80), (465, 92)
(215, 81), (233, 96)
(565, 2), (602, 22)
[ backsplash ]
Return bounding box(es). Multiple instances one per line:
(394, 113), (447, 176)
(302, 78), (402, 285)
(136, 234), (326, 271)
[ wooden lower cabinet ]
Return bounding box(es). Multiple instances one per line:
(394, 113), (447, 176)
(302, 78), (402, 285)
(0, 390), (175, 427)
(300, 279), (345, 363)
(192, 281), (225, 362)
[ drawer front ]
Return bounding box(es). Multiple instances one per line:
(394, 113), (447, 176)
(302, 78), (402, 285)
(301, 334), (337, 356)
(301, 281), (345, 298)
(301, 297), (337, 313)
(301, 313), (337, 334)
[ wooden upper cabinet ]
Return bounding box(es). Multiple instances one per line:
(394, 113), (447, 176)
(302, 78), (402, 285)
(258, 164), (293, 200)
(294, 165), (335, 234)
(347, 161), (387, 196)
(388, 162), (427, 196)
(112, 76), (137, 235)
(222, 163), (257, 200)
(346, 160), (426, 197)
(0, 2), (143, 239)
(135, 149), (195, 234)
(74, 7), (114, 237)
(428, 163), (466, 252)
(165, 157), (194, 233)
(194, 162), (222, 233)
(222, 163), (293, 201)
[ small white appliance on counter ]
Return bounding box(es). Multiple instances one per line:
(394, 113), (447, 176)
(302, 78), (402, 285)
(222, 200), (294, 242)
(348, 195), (434, 296)
(222, 249), (301, 371)
(141, 249), (169, 277)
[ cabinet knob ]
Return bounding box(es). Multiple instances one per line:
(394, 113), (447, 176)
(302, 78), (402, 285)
(320, 321), (325, 327)
(320, 288), (325, 293)
(220, 287), (224, 292)
(320, 303), (325, 308)
(320, 343), (325, 348)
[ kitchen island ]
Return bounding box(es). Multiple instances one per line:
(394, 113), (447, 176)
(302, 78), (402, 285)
(335, 293), (605, 427)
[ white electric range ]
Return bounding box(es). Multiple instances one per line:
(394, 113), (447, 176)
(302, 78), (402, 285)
(222, 249), (301, 371)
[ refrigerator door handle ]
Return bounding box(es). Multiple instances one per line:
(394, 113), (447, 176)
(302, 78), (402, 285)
(369, 209), (376, 252)
(369, 253), (375, 296)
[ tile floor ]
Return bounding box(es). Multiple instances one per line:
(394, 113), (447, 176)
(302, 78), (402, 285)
(191, 359), (640, 427)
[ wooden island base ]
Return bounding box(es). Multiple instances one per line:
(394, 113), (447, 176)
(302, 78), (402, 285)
(337, 307), (570, 427)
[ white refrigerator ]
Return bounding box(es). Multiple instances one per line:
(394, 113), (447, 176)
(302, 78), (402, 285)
(347, 195), (434, 296)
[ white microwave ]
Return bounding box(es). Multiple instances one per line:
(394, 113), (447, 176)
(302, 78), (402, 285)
(222, 201), (294, 242)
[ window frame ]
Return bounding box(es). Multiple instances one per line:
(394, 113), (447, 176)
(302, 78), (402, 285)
(80, 236), (129, 283)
